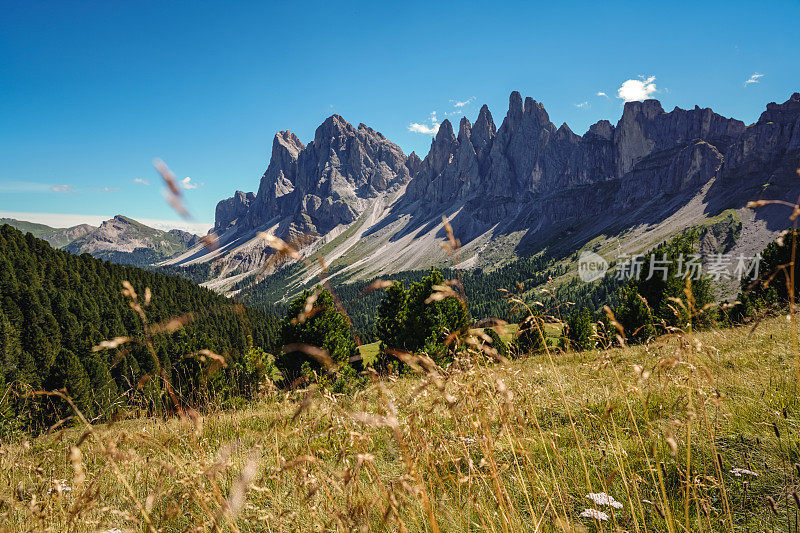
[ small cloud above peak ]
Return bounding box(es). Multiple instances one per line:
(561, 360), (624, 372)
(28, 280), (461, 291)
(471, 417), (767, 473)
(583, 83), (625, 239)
(450, 96), (476, 109)
(180, 177), (198, 190)
(51, 184), (75, 193)
(408, 122), (440, 135)
(597, 91), (609, 98)
(745, 73), (764, 86)
(408, 110), (440, 135)
(617, 76), (658, 102)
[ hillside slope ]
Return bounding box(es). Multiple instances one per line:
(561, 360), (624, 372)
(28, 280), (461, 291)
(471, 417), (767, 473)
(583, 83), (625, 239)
(3, 316), (797, 531)
(0, 218), (96, 248)
(0, 224), (279, 431)
(64, 215), (200, 266)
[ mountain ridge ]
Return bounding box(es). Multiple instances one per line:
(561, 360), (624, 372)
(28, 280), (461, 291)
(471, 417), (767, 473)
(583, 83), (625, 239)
(2, 216), (200, 267)
(166, 91), (800, 297)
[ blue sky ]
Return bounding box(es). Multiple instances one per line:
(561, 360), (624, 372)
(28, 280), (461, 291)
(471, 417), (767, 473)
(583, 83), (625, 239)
(1, 0), (798, 232)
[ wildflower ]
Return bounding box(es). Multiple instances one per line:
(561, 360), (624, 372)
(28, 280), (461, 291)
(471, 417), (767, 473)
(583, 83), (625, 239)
(46, 479), (72, 495)
(586, 492), (623, 509)
(580, 508), (609, 521)
(730, 468), (759, 477)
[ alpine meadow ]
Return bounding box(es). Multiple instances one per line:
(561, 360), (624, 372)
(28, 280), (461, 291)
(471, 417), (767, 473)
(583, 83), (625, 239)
(2, 2), (800, 532)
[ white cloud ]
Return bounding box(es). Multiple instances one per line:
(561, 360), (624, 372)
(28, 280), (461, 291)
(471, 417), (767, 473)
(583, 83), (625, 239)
(450, 96), (476, 109)
(597, 92), (609, 98)
(180, 176), (198, 190)
(134, 178), (150, 186)
(575, 101), (589, 108)
(408, 110), (440, 135)
(617, 76), (658, 102)
(408, 122), (440, 135)
(51, 184), (75, 193)
(745, 73), (764, 85)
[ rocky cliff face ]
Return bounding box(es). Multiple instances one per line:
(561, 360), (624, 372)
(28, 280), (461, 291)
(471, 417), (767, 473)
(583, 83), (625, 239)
(197, 91), (800, 285)
(215, 191), (255, 233)
(237, 116), (413, 238)
(402, 91), (748, 231)
(720, 92), (800, 186)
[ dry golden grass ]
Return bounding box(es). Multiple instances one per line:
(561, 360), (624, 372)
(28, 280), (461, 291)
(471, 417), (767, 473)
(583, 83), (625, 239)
(2, 315), (799, 532)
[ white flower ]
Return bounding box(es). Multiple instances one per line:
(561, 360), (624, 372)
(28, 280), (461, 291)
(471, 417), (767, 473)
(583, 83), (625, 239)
(46, 479), (72, 494)
(580, 508), (610, 521)
(730, 468), (759, 477)
(586, 492), (623, 509)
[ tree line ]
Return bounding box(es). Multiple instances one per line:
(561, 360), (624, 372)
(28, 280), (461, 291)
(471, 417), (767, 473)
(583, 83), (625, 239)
(273, 230), (797, 390)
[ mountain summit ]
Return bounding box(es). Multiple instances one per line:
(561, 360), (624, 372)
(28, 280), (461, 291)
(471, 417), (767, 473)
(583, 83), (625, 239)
(167, 92), (800, 291)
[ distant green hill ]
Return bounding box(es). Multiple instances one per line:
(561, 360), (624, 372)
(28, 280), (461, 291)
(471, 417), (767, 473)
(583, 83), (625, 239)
(63, 215), (200, 267)
(1, 215), (201, 267)
(0, 217), (96, 248)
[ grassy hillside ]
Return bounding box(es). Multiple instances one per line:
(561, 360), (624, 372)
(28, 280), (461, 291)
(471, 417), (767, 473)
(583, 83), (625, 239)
(3, 316), (799, 531)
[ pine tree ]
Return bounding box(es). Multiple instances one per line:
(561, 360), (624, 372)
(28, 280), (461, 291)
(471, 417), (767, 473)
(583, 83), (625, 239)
(612, 233), (715, 343)
(403, 269), (470, 361)
(516, 311), (547, 356)
(83, 354), (118, 417)
(376, 281), (408, 350)
(565, 308), (596, 351)
(482, 327), (510, 359)
(46, 348), (93, 420)
(279, 288), (359, 379)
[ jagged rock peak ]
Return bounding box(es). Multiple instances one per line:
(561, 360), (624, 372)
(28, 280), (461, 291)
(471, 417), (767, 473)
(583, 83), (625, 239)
(474, 104), (496, 134)
(271, 130), (304, 167)
(435, 119), (455, 143)
(273, 130), (304, 150)
(720, 92), (800, 183)
(313, 114), (356, 144)
(215, 190), (255, 233)
(508, 91), (524, 120)
(620, 99), (665, 121)
(759, 92), (800, 123)
(556, 122), (576, 139)
(523, 96), (550, 124)
(405, 151), (423, 175)
(586, 120), (614, 140)
(471, 104), (496, 165)
(236, 112), (413, 236)
(458, 117), (472, 143)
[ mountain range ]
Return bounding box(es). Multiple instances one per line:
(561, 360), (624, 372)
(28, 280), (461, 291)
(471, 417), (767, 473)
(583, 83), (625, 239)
(160, 91), (800, 299)
(2, 215), (200, 267)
